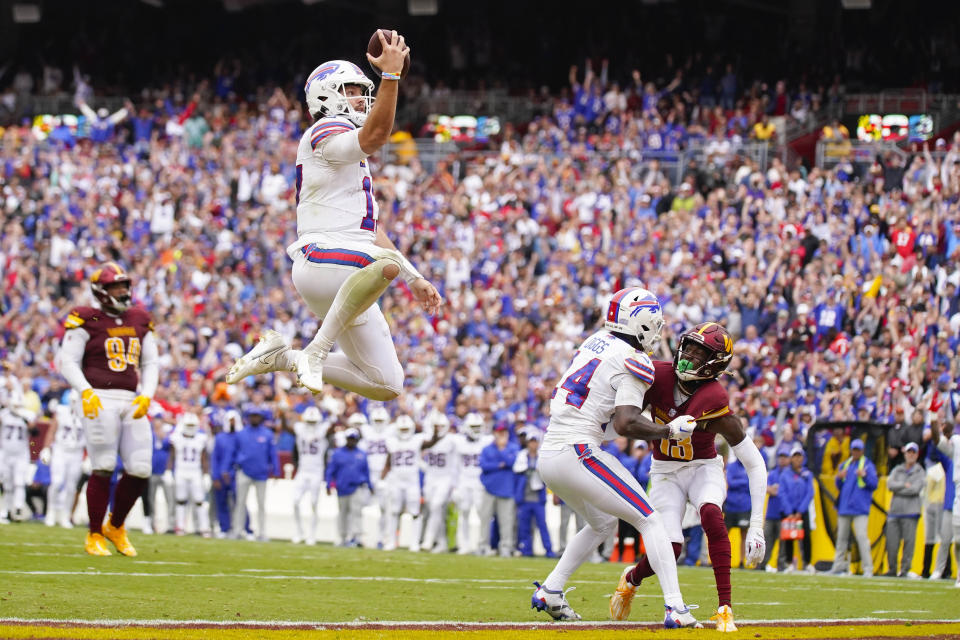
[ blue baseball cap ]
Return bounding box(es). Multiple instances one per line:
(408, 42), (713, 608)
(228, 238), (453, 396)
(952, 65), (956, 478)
(850, 439), (865, 450)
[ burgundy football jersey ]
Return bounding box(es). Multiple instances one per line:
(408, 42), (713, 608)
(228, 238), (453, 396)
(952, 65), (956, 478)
(63, 306), (154, 393)
(644, 360), (730, 462)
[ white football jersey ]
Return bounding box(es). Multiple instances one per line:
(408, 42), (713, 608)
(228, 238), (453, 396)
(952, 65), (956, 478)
(294, 421), (328, 475)
(385, 433), (425, 485)
(454, 433), (490, 483)
(544, 330), (654, 449)
(294, 116), (377, 247)
(53, 403), (85, 452)
(0, 409), (30, 458)
(422, 434), (458, 481)
(170, 430), (209, 474)
(360, 424), (392, 479)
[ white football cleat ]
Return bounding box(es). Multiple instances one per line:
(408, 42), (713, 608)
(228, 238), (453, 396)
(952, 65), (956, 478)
(44, 513), (56, 527)
(531, 582), (581, 621)
(711, 604), (737, 632)
(664, 604), (702, 629)
(226, 330), (290, 383)
(295, 351), (324, 393)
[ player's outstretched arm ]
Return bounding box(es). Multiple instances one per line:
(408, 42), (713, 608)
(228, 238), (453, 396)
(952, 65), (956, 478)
(712, 413), (767, 566)
(373, 226), (443, 314)
(612, 405), (669, 440)
(358, 29), (409, 154)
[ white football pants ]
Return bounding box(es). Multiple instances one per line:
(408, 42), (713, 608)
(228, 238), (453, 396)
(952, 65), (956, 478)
(422, 476), (454, 551)
(293, 471), (324, 542)
(455, 481), (484, 554)
(46, 447), (84, 523)
(174, 471), (210, 534)
(1, 453), (29, 515)
(81, 390), (152, 478)
(286, 253), (404, 400)
(538, 445), (685, 610)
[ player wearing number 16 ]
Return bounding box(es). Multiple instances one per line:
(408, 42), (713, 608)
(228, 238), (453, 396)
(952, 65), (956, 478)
(225, 29), (442, 400)
(55, 263), (160, 557)
(534, 287), (700, 628)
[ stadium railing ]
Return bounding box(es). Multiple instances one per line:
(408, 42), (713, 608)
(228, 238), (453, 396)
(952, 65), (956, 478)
(379, 139), (773, 181)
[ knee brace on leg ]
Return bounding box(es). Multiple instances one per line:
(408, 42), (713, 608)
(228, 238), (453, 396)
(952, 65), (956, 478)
(305, 255), (402, 358)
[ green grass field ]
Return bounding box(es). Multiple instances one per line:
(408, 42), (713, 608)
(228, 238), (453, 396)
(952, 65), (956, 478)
(0, 523), (956, 626)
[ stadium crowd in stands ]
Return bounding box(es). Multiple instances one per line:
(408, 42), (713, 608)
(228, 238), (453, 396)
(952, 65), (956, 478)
(1, 55), (959, 577)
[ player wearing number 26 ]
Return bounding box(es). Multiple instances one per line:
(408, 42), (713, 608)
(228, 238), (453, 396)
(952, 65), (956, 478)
(613, 322), (768, 633)
(225, 30), (442, 400)
(534, 287), (700, 628)
(56, 262), (159, 557)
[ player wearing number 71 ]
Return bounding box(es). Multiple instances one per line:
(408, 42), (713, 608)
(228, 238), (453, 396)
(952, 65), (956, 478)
(55, 263), (160, 557)
(610, 322), (768, 633)
(225, 30), (442, 400)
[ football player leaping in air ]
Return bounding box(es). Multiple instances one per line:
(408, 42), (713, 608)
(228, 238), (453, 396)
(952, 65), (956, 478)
(609, 322), (768, 633)
(225, 31), (442, 399)
(55, 263), (159, 556)
(533, 287), (701, 628)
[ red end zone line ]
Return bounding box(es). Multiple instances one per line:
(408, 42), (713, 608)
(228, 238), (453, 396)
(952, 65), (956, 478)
(2, 618), (959, 630)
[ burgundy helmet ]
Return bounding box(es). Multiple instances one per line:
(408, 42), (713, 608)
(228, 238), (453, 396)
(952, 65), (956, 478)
(674, 322), (734, 382)
(90, 262), (132, 313)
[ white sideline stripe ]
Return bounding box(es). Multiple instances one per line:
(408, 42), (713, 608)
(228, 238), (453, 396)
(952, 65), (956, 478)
(0, 570), (941, 595)
(2, 617), (959, 627)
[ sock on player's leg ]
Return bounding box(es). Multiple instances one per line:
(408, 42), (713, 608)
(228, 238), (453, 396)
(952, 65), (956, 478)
(196, 502), (210, 533)
(544, 520), (614, 591)
(700, 503), (732, 608)
(110, 474), (148, 528)
(86, 473), (111, 534)
(626, 542), (682, 585)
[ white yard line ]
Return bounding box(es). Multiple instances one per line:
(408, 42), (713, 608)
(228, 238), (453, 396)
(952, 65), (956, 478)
(0, 569), (945, 596)
(2, 617), (959, 627)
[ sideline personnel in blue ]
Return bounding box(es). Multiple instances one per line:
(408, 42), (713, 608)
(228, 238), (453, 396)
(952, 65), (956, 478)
(326, 427), (371, 547)
(231, 406), (279, 541)
(829, 439), (878, 577)
(479, 423), (519, 557)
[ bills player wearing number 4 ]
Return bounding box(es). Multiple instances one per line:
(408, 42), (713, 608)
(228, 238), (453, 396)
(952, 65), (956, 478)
(535, 287), (700, 628)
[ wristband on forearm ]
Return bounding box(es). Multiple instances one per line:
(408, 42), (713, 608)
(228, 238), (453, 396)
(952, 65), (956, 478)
(381, 71), (401, 81)
(400, 255), (423, 284)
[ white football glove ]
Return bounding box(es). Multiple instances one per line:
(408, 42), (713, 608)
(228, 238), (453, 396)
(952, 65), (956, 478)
(39, 447), (51, 466)
(202, 474), (212, 492)
(666, 414), (697, 440)
(744, 526), (766, 567)
(162, 470), (174, 487)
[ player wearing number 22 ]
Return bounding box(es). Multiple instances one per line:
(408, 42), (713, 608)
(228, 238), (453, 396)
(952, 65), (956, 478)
(610, 322), (768, 633)
(55, 263), (160, 557)
(226, 30), (442, 399)
(533, 287), (701, 629)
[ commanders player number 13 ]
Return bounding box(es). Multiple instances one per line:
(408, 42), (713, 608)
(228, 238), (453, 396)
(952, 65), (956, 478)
(660, 437), (694, 461)
(105, 337), (141, 373)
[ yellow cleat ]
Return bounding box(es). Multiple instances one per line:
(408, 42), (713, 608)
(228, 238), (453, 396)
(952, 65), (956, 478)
(84, 532), (112, 556)
(711, 604), (737, 632)
(102, 516), (137, 557)
(609, 566), (637, 621)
